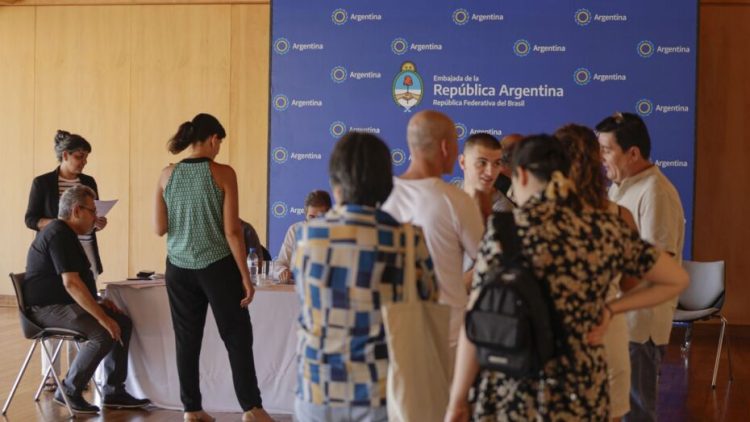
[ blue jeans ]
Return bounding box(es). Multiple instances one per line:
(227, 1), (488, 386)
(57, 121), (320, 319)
(625, 340), (666, 422)
(294, 399), (387, 422)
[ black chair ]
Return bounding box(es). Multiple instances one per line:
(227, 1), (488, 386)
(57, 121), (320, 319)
(2, 272), (88, 417)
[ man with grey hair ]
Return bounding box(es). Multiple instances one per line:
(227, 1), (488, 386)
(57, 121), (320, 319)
(23, 185), (149, 414)
(382, 110), (484, 367)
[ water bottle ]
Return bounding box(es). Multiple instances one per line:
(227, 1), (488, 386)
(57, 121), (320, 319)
(247, 248), (259, 284)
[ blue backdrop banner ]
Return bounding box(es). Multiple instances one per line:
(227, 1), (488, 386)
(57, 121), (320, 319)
(268, 1), (698, 258)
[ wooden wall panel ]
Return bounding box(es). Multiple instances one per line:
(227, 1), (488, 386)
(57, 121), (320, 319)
(129, 5), (232, 275)
(229, 4), (269, 244)
(33, 6), (132, 286)
(694, 3), (750, 324)
(0, 8), (36, 295)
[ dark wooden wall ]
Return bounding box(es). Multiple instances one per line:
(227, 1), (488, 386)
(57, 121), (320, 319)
(694, 0), (750, 324)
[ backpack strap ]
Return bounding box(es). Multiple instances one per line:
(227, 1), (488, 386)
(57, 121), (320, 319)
(492, 212), (522, 267)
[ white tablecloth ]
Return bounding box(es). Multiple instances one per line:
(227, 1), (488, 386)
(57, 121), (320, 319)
(103, 282), (299, 414)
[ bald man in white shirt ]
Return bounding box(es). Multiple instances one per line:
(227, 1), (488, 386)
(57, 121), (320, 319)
(382, 110), (485, 368)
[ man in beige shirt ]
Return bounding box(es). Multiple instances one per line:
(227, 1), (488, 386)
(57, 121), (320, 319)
(597, 112), (685, 422)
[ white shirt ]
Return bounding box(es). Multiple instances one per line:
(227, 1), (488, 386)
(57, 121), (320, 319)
(275, 221), (301, 279)
(609, 165), (685, 345)
(382, 177), (485, 345)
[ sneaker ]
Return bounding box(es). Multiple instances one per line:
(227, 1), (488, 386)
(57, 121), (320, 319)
(53, 390), (100, 414)
(102, 391), (151, 409)
(42, 379), (57, 392)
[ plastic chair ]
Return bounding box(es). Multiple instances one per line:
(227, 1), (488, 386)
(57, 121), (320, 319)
(2, 272), (90, 417)
(672, 260), (733, 388)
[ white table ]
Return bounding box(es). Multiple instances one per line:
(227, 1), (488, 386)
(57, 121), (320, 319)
(103, 281), (299, 414)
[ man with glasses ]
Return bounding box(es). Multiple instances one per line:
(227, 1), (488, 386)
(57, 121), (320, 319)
(23, 185), (150, 414)
(596, 112), (685, 422)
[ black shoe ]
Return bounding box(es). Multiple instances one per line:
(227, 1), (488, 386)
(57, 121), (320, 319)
(53, 390), (100, 414)
(102, 391), (151, 409)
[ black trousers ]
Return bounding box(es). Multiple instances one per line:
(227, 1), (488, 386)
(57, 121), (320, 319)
(30, 304), (132, 396)
(165, 254), (262, 412)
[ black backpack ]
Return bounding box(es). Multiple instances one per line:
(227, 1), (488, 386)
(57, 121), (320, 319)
(465, 212), (558, 377)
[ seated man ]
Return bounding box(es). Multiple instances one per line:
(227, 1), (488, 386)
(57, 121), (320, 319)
(23, 185), (150, 414)
(275, 190), (332, 283)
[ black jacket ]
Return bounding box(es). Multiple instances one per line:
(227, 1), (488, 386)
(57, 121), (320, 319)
(25, 167), (103, 274)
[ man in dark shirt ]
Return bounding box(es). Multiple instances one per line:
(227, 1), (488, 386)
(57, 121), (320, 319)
(24, 185), (150, 414)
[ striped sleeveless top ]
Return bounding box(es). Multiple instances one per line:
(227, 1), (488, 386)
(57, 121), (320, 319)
(58, 176), (94, 243)
(163, 158), (231, 269)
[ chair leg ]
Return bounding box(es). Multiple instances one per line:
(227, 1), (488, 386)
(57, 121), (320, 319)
(711, 316), (728, 388)
(40, 341), (75, 418)
(1, 341), (39, 415)
(34, 339), (65, 401)
(723, 316), (734, 382)
(73, 341), (103, 398)
(682, 323), (693, 353)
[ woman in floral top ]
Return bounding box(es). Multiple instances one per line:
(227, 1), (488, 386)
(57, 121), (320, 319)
(445, 134), (688, 422)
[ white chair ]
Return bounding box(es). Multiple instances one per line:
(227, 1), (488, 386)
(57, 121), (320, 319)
(672, 260), (733, 388)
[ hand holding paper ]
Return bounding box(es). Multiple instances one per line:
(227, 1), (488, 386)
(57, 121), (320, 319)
(95, 199), (118, 218)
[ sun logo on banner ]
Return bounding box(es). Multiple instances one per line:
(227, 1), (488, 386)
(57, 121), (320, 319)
(637, 40), (655, 58)
(331, 66), (348, 83)
(636, 99), (654, 116)
(272, 201), (289, 218)
(514, 39), (531, 57)
(455, 123), (468, 140)
(273, 38), (290, 55)
(575, 9), (592, 26)
(272, 147), (289, 164)
(452, 9), (469, 25)
(574, 67), (592, 85)
(393, 61), (424, 112)
(391, 148), (407, 166)
(272, 94), (289, 111)
(331, 9), (348, 25)
(329, 121), (347, 138)
(391, 38), (408, 55)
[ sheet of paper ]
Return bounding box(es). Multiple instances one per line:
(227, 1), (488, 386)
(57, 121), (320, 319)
(94, 199), (118, 218)
(103, 278), (165, 289)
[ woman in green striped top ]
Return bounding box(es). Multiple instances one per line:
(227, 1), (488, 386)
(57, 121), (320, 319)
(154, 113), (271, 422)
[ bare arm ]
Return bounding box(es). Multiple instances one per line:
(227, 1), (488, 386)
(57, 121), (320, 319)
(610, 251), (688, 314)
(153, 166), (173, 236)
(445, 327), (478, 422)
(588, 251), (688, 344)
(617, 205), (641, 292)
(215, 163), (254, 307)
(62, 272), (120, 341)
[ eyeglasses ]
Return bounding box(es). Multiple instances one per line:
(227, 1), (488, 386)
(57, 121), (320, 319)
(79, 205), (97, 216)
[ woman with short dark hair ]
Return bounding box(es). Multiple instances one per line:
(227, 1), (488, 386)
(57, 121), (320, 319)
(26, 130), (106, 278)
(292, 132), (437, 421)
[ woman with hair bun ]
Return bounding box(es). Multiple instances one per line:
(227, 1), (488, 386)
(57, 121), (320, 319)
(25, 130), (108, 388)
(445, 135), (688, 422)
(154, 113), (271, 422)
